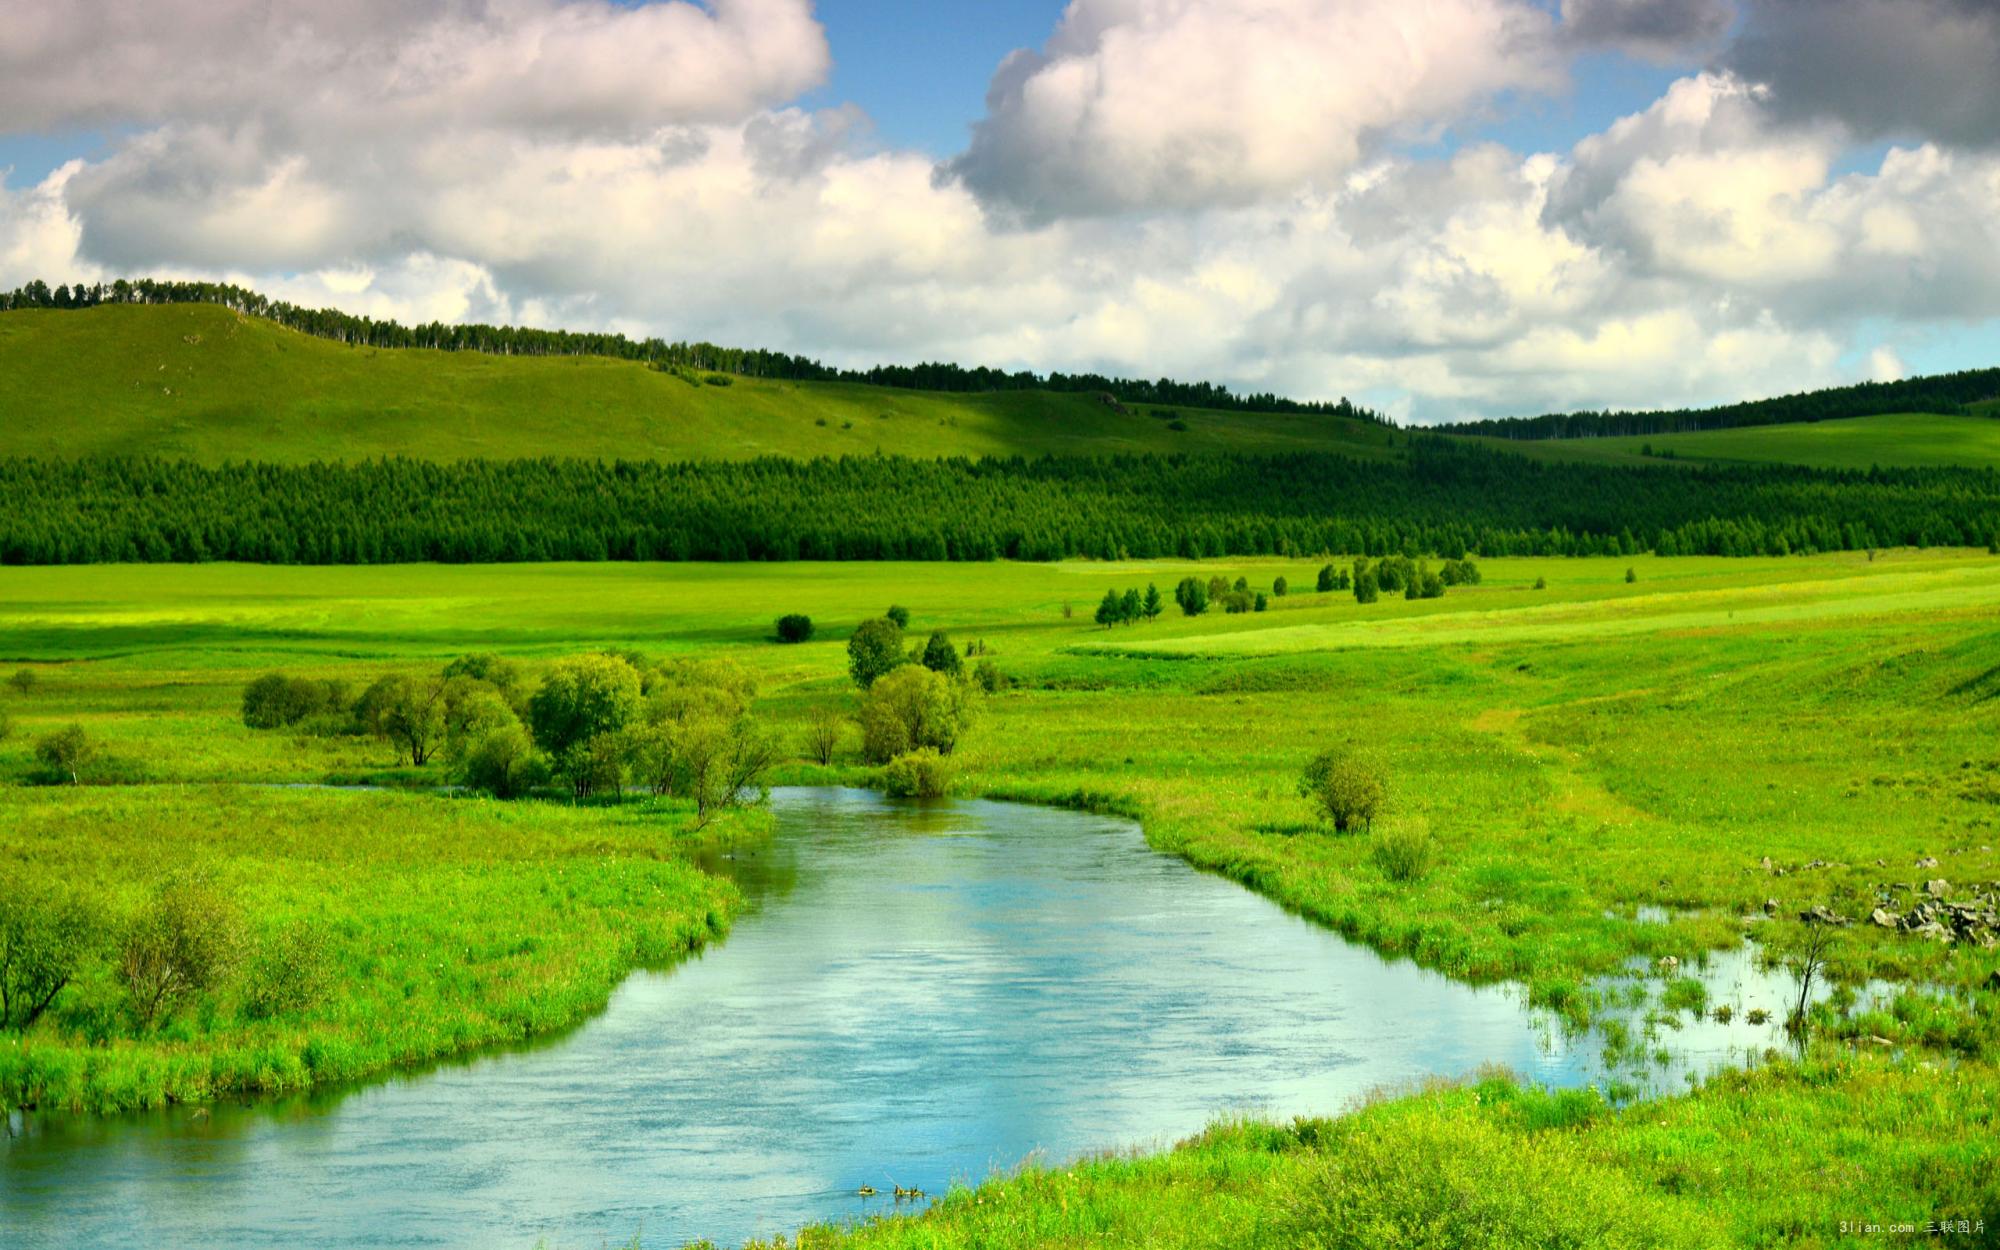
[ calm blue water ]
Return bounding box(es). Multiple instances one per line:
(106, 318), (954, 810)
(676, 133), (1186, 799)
(0, 788), (1791, 1248)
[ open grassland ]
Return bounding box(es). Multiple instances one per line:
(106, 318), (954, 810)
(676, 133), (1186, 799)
(1448, 406), (2000, 471)
(0, 304), (1394, 463)
(0, 786), (747, 1114)
(2, 550), (1997, 1245)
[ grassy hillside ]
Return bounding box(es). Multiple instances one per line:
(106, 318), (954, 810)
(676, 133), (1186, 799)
(1448, 406), (2000, 470)
(0, 303), (1395, 464)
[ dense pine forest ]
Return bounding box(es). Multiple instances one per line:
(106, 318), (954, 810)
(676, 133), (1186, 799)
(0, 279), (1382, 422)
(1432, 368), (2000, 440)
(2, 441), (1993, 565)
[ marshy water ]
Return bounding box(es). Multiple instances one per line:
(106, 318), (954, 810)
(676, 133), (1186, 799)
(3, 787), (1803, 1248)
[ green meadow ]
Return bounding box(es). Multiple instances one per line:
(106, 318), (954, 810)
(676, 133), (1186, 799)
(1450, 406), (2000, 470)
(3, 550), (1998, 1245)
(0, 303), (1394, 463)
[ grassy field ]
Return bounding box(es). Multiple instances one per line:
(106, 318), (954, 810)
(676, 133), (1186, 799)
(3, 551), (1998, 1244)
(1447, 406), (2000, 470)
(0, 304), (1395, 463)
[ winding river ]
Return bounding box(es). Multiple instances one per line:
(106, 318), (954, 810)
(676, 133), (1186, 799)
(2, 787), (1795, 1248)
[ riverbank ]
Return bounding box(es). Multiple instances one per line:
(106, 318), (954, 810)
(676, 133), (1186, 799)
(0, 785), (753, 1113)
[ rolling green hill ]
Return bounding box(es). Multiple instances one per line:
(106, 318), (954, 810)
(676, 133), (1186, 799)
(0, 303), (1396, 464)
(1445, 406), (2000, 471)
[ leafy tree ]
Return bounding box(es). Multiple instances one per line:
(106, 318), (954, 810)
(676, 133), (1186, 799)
(121, 872), (243, 1030)
(443, 684), (524, 767)
(34, 723), (97, 785)
(1297, 748), (1387, 833)
(1273, 576), (1288, 597)
(847, 617), (907, 688)
(359, 676), (447, 766)
(1254, 592), (1269, 612)
(528, 654), (642, 793)
(1233, 576), (1250, 593)
(1353, 569), (1379, 604)
(1120, 588), (1143, 623)
(240, 673), (343, 729)
(1142, 583), (1163, 621)
(1317, 564), (1336, 593)
(920, 630), (964, 676)
(859, 666), (976, 763)
(1094, 589), (1122, 628)
(775, 614), (814, 643)
(457, 723), (548, 798)
(568, 732), (628, 802)
(0, 883), (95, 1029)
(885, 604), (911, 629)
(442, 653), (523, 704)
(1174, 576), (1210, 616)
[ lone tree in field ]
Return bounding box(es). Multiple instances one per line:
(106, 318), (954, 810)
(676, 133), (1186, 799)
(847, 617), (907, 688)
(920, 629), (965, 676)
(775, 614), (814, 644)
(1297, 747), (1386, 833)
(35, 723), (98, 785)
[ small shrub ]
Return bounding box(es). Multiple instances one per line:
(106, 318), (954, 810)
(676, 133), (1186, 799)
(34, 723), (98, 785)
(1625, 567), (1637, 584)
(457, 723), (548, 798)
(847, 617), (907, 688)
(804, 705), (844, 766)
(859, 665), (975, 762)
(1166, 418), (1189, 431)
(920, 630), (963, 677)
(974, 659), (1009, 693)
(1297, 747), (1386, 833)
(885, 604), (911, 629)
(1371, 825), (1434, 882)
(1534, 576), (1548, 590)
(775, 614), (815, 644)
(1174, 576), (1209, 616)
(880, 749), (954, 798)
(0, 705), (9, 741)
(1316, 564), (1335, 593)
(121, 873), (244, 1030)
(702, 373), (733, 386)
(1253, 592), (1269, 612)
(1272, 576), (1288, 597)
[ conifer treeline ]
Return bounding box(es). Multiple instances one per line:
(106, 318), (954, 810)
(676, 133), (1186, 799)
(0, 278), (1383, 423)
(1430, 370), (2000, 440)
(1, 442), (1992, 566)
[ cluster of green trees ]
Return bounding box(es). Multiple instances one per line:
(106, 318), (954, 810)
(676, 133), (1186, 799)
(1434, 369), (2000, 440)
(1095, 585), (1164, 626)
(0, 278), (1385, 421)
(5, 443), (1991, 566)
(2, 872), (331, 1036)
(240, 652), (776, 822)
(1176, 575), (1268, 615)
(843, 613), (991, 796)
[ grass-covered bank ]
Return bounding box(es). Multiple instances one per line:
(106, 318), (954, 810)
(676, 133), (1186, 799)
(731, 1058), (1995, 1250)
(0, 785), (750, 1113)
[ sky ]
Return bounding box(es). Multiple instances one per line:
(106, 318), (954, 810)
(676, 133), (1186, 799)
(2, 0), (1997, 423)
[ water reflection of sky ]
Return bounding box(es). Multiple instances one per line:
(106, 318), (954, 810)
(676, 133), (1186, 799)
(4, 788), (1805, 1249)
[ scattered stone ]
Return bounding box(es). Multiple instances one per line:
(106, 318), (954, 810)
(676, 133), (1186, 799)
(1862, 1035), (1896, 1047)
(1871, 908), (1901, 929)
(1800, 904), (1851, 926)
(1926, 879), (1951, 898)
(1916, 856), (1939, 869)
(1762, 898), (1780, 914)
(1656, 955), (1680, 974)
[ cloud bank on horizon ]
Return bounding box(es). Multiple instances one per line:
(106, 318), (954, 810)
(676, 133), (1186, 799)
(2, 0), (1997, 423)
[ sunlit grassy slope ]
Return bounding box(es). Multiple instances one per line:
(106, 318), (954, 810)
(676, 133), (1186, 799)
(0, 303), (1396, 463)
(1447, 405), (2000, 470)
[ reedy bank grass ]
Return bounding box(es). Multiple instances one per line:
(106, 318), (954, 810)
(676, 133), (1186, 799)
(736, 1059), (1996, 1250)
(2, 550), (1998, 1240)
(0, 785), (748, 1113)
